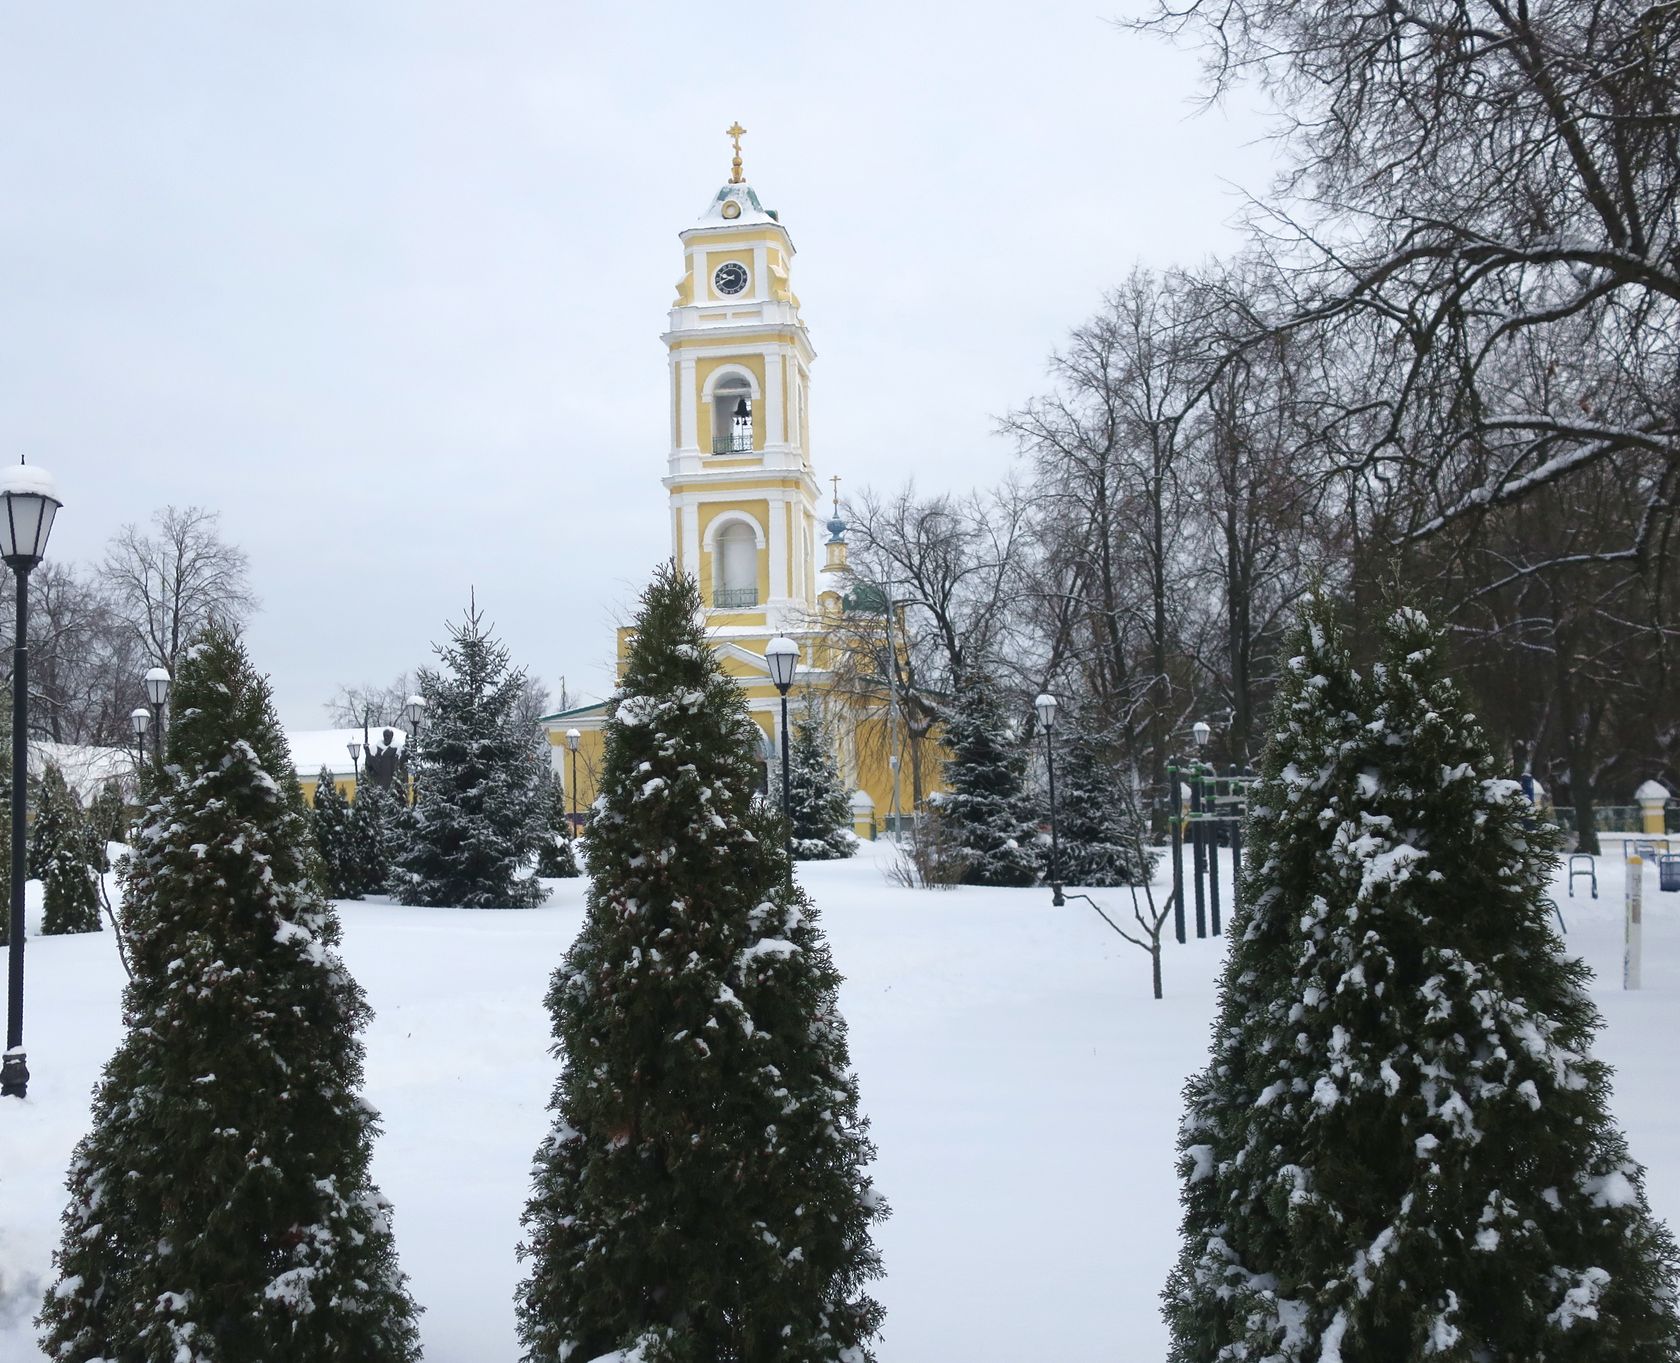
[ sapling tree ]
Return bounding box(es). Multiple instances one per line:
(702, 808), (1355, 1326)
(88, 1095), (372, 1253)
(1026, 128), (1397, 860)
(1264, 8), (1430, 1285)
(33, 762), (101, 936)
(311, 767), (359, 899)
(38, 624), (420, 1363)
(1166, 605), (1680, 1360)
(941, 673), (1040, 887)
(518, 563), (887, 1363)
(786, 699), (856, 861)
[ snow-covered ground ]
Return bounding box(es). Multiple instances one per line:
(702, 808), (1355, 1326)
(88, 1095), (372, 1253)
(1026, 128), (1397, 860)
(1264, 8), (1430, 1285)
(2, 842), (1676, 1361)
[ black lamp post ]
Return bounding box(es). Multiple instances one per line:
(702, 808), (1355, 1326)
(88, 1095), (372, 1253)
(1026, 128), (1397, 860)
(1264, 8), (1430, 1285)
(144, 667), (171, 771)
(130, 706), (151, 779)
(565, 728), (581, 841)
(1036, 692), (1063, 907)
(765, 636), (799, 854)
(403, 694), (426, 807)
(347, 740), (363, 788)
(1, 460), (61, 1100)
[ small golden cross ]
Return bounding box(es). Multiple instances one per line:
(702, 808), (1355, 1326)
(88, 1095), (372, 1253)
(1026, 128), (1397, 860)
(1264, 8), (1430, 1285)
(726, 121), (747, 183)
(830, 474), (842, 519)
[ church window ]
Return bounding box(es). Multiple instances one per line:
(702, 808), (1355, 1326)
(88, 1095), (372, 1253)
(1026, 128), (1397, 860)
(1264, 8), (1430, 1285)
(714, 521), (758, 608)
(713, 375), (753, 454)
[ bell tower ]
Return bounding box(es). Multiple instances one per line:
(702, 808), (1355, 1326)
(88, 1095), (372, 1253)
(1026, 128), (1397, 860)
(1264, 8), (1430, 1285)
(663, 124), (823, 629)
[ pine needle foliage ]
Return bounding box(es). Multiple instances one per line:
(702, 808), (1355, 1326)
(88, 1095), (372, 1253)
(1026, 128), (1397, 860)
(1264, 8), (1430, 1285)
(940, 674), (1040, 887)
(392, 601), (549, 908)
(1165, 605), (1680, 1362)
(1054, 710), (1155, 887)
(351, 778), (402, 898)
(535, 770), (581, 877)
(38, 624), (420, 1363)
(34, 762), (101, 935)
(518, 563), (887, 1363)
(786, 701), (856, 861)
(312, 768), (360, 899)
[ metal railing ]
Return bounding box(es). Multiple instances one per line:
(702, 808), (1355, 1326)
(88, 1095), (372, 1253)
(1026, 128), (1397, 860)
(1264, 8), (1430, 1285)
(712, 586), (758, 609)
(712, 430), (753, 454)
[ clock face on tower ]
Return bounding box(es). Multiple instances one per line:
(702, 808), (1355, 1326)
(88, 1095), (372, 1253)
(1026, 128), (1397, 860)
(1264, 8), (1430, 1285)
(714, 261), (749, 296)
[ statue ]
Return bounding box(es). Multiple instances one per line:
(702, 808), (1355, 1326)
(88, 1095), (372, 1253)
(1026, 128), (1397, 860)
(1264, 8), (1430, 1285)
(362, 727), (403, 789)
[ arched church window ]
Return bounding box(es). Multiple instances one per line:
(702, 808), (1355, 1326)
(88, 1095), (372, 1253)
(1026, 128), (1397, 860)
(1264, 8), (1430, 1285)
(713, 375), (753, 454)
(714, 521), (758, 608)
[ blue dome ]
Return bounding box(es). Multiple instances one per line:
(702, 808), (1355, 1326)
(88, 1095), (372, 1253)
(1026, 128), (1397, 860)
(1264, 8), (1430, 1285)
(826, 515), (847, 544)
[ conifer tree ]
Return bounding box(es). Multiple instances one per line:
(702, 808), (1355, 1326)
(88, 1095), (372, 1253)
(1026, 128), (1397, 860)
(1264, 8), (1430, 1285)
(518, 564), (886, 1363)
(312, 767), (359, 899)
(786, 701), (856, 861)
(38, 624), (420, 1363)
(1054, 709), (1154, 887)
(89, 776), (129, 848)
(392, 601), (549, 908)
(534, 770), (580, 877)
(940, 674), (1040, 887)
(351, 778), (402, 897)
(1166, 606), (1680, 1361)
(34, 762), (101, 935)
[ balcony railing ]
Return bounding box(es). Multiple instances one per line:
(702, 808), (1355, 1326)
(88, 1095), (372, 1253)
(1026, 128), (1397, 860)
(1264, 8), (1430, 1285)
(713, 429), (754, 454)
(713, 586), (759, 609)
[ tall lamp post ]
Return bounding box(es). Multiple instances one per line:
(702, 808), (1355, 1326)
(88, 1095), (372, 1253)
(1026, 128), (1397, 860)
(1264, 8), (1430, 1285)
(765, 636), (799, 854)
(130, 707), (151, 777)
(347, 740), (363, 787)
(1, 461), (61, 1099)
(565, 728), (581, 841)
(403, 694), (426, 807)
(1036, 693), (1064, 907)
(144, 667), (171, 770)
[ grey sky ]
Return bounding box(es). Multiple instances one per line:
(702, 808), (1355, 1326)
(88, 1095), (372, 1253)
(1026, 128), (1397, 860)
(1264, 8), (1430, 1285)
(0, 3), (1273, 729)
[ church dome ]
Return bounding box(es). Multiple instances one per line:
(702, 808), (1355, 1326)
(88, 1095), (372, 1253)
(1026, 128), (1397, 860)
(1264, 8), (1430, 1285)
(826, 514), (847, 544)
(696, 180), (782, 229)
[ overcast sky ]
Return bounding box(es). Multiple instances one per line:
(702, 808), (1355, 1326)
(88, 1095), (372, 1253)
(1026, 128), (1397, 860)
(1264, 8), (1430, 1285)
(0, 3), (1274, 730)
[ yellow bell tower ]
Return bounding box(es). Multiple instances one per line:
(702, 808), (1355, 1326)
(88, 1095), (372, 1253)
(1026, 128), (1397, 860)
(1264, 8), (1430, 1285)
(664, 123), (824, 630)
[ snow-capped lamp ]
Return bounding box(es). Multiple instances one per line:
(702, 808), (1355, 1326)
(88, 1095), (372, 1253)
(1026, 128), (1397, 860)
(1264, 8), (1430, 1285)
(1, 458), (62, 1101)
(403, 694), (426, 730)
(1035, 692), (1058, 732)
(131, 706), (153, 769)
(145, 667), (171, 709)
(1192, 719), (1211, 749)
(1036, 693), (1064, 906)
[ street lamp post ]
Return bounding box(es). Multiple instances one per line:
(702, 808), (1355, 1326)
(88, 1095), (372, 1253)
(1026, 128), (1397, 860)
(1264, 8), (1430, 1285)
(130, 707), (151, 780)
(1036, 693), (1063, 907)
(402, 694), (426, 808)
(1, 461), (61, 1099)
(765, 637), (799, 856)
(565, 728), (581, 842)
(1190, 719), (1210, 938)
(347, 740), (363, 786)
(144, 667), (171, 771)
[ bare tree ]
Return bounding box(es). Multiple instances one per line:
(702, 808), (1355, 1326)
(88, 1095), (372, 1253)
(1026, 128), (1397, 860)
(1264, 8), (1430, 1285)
(101, 506), (257, 678)
(324, 674), (419, 730)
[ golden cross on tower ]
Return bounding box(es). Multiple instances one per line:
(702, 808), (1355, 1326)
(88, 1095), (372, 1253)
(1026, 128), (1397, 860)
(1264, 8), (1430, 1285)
(726, 121), (747, 184)
(830, 474), (842, 519)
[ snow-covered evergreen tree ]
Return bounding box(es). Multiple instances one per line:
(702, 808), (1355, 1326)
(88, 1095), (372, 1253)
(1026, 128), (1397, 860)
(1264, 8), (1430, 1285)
(1166, 605), (1680, 1361)
(940, 674), (1040, 887)
(351, 778), (402, 898)
(38, 624), (420, 1363)
(534, 770), (580, 877)
(786, 701), (856, 861)
(34, 762), (101, 935)
(312, 767), (360, 899)
(392, 601), (549, 908)
(518, 564), (887, 1363)
(88, 776), (129, 848)
(1053, 708), (1154, 887)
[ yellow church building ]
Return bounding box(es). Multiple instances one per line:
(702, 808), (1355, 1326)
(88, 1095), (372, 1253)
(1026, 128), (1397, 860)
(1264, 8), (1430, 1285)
(539, 129), (920, 837)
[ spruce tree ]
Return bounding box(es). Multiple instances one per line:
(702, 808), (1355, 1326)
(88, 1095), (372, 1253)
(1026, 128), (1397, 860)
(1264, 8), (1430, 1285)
(89, 776), (130, 848)
(312, 767), (359, 899)
(940, 674), (1040, 887)
(518, 564), (886, 1363)
(38, 625), (420, 1363)
(1054, 709), (1154, 887)
(391, 601), (549, 908)
(534, 770), (580, 878)
(786, 701), (856, 861)
(34, 762), (101, 935)
(1165, 606), (1680, 1361)
(351, 778), (402, 897)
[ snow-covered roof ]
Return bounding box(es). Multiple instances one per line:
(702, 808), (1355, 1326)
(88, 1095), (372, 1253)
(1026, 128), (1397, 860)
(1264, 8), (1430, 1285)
(688, 181), (785, 232)
(288, 726), (406, 780)
(28, 741), (134, 803)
